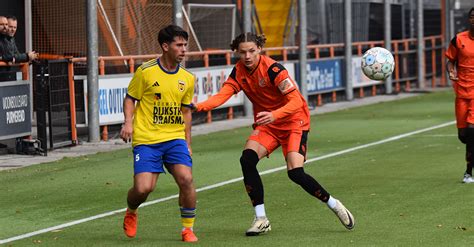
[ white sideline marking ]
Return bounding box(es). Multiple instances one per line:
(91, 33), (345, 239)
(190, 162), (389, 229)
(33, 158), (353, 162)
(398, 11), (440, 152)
(423, 134), (457, 137)
(0, 121), (455, 244)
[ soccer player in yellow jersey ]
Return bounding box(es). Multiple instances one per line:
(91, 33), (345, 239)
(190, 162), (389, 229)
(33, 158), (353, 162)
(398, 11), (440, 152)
(120, 25), (198, 242)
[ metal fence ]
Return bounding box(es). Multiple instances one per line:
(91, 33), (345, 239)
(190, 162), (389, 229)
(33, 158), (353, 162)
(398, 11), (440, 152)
(33, 60), (75, 151)
(17, 0), (455, 144)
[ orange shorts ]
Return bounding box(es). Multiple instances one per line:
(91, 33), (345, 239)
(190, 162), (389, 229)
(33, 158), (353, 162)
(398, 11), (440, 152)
(248, 125), (309, 158)
(455, 97), (474, 128)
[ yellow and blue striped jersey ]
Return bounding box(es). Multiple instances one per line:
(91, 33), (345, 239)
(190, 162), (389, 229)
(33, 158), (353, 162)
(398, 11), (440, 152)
(127, 59), (195, 147)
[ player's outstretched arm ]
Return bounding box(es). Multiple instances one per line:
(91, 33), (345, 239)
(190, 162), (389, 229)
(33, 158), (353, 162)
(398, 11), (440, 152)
(195, 84), (235, 112)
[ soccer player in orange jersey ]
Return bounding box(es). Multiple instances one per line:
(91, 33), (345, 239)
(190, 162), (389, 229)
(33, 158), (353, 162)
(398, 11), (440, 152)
(194, 32), (355, 235)
(446, 7), (474, 183)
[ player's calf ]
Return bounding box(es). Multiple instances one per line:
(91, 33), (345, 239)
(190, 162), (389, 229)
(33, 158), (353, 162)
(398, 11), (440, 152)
(287, 167), (330, 202)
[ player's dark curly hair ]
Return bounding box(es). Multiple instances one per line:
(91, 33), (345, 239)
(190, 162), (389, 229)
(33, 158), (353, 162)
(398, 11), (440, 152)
(230, 32), (266, 51)
(158, 25), (188, 46)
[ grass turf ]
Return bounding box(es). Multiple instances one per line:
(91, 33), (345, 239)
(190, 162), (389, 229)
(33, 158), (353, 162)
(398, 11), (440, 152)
(2, 90), (473, 246)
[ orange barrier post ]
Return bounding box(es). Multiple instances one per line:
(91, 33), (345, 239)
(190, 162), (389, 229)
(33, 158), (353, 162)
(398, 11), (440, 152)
(317, 94), (322, 106)
(332, 91), (336, 102)
(225, 52), (231, 65)
(315, 47), (320, 59)
(225, 52), (234, 120)
(101, 126), (108, 141)
(68, 61), (78, 144)
(98, 58), (109, 141)
(99, 58), (105, 75)
(441, 45), (447, 86)
(356, 44), (362, 97)
(129, 58), (135, 73)
(404, 41), (410, 91)
(20, 64), (29, 80)
(394, 42), (400, 92)
(206, 110), (212, 123)
(228, 107), (234, 120)
(203, 54), (209, 67)
(431, 37), (436, 87)
(372, 85), (376, 96)
(205, 70), (212, 123)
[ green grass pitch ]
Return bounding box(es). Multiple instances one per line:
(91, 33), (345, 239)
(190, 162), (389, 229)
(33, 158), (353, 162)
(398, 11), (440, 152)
(2, 90), (474, 246)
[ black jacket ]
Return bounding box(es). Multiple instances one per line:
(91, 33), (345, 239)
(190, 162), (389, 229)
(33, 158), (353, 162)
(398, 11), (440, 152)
(0, 33), (29, 63)
(0, 33), (30, 81)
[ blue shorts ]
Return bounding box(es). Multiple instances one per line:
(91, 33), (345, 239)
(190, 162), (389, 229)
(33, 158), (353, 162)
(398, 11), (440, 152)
(132, 139), (192, 175)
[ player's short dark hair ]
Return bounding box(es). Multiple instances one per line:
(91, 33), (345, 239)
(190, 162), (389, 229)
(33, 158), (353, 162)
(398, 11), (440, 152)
(469, 7), (474, 17)
(230, 32), (266, 51)
(157, 25), (188, 46)
(6, 15), (17, 21)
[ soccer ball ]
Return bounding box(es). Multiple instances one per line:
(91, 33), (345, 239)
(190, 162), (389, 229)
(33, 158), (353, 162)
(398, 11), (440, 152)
(361, 47), (395, 81)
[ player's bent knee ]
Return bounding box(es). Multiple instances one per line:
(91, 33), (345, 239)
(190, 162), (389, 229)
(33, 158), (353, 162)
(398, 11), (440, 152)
(459, 128), (468, 144)
(177, 175), (194, 188)
(240, 149), (259, 169)
(288, 167), (305, 185)
(134, 187), (153, 196)
(465, 128), (474, 144)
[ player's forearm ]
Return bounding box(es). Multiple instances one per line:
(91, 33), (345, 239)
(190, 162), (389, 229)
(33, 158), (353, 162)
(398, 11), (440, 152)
(446, 60), (456, 72)
(123, 96), (135, 124)
(182, 108), (192, 145)
(196, 84), (235, 111)
(14, 53), (29, 63)
(271, 90), (304, 120)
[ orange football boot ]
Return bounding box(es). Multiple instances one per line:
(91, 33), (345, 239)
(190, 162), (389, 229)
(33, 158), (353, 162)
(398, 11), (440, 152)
(123, 209), (137, 238)
(181, 228), (198, 242)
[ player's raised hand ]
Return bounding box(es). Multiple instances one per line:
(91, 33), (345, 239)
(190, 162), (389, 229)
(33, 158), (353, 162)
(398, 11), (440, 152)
(120, 122), (133, 143)
(255, 111), (275, 126)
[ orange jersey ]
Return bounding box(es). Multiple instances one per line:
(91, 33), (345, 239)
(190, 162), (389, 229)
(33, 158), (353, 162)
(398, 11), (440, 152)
(446, 31), (474, 98)
(224, 55), (310, 130)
